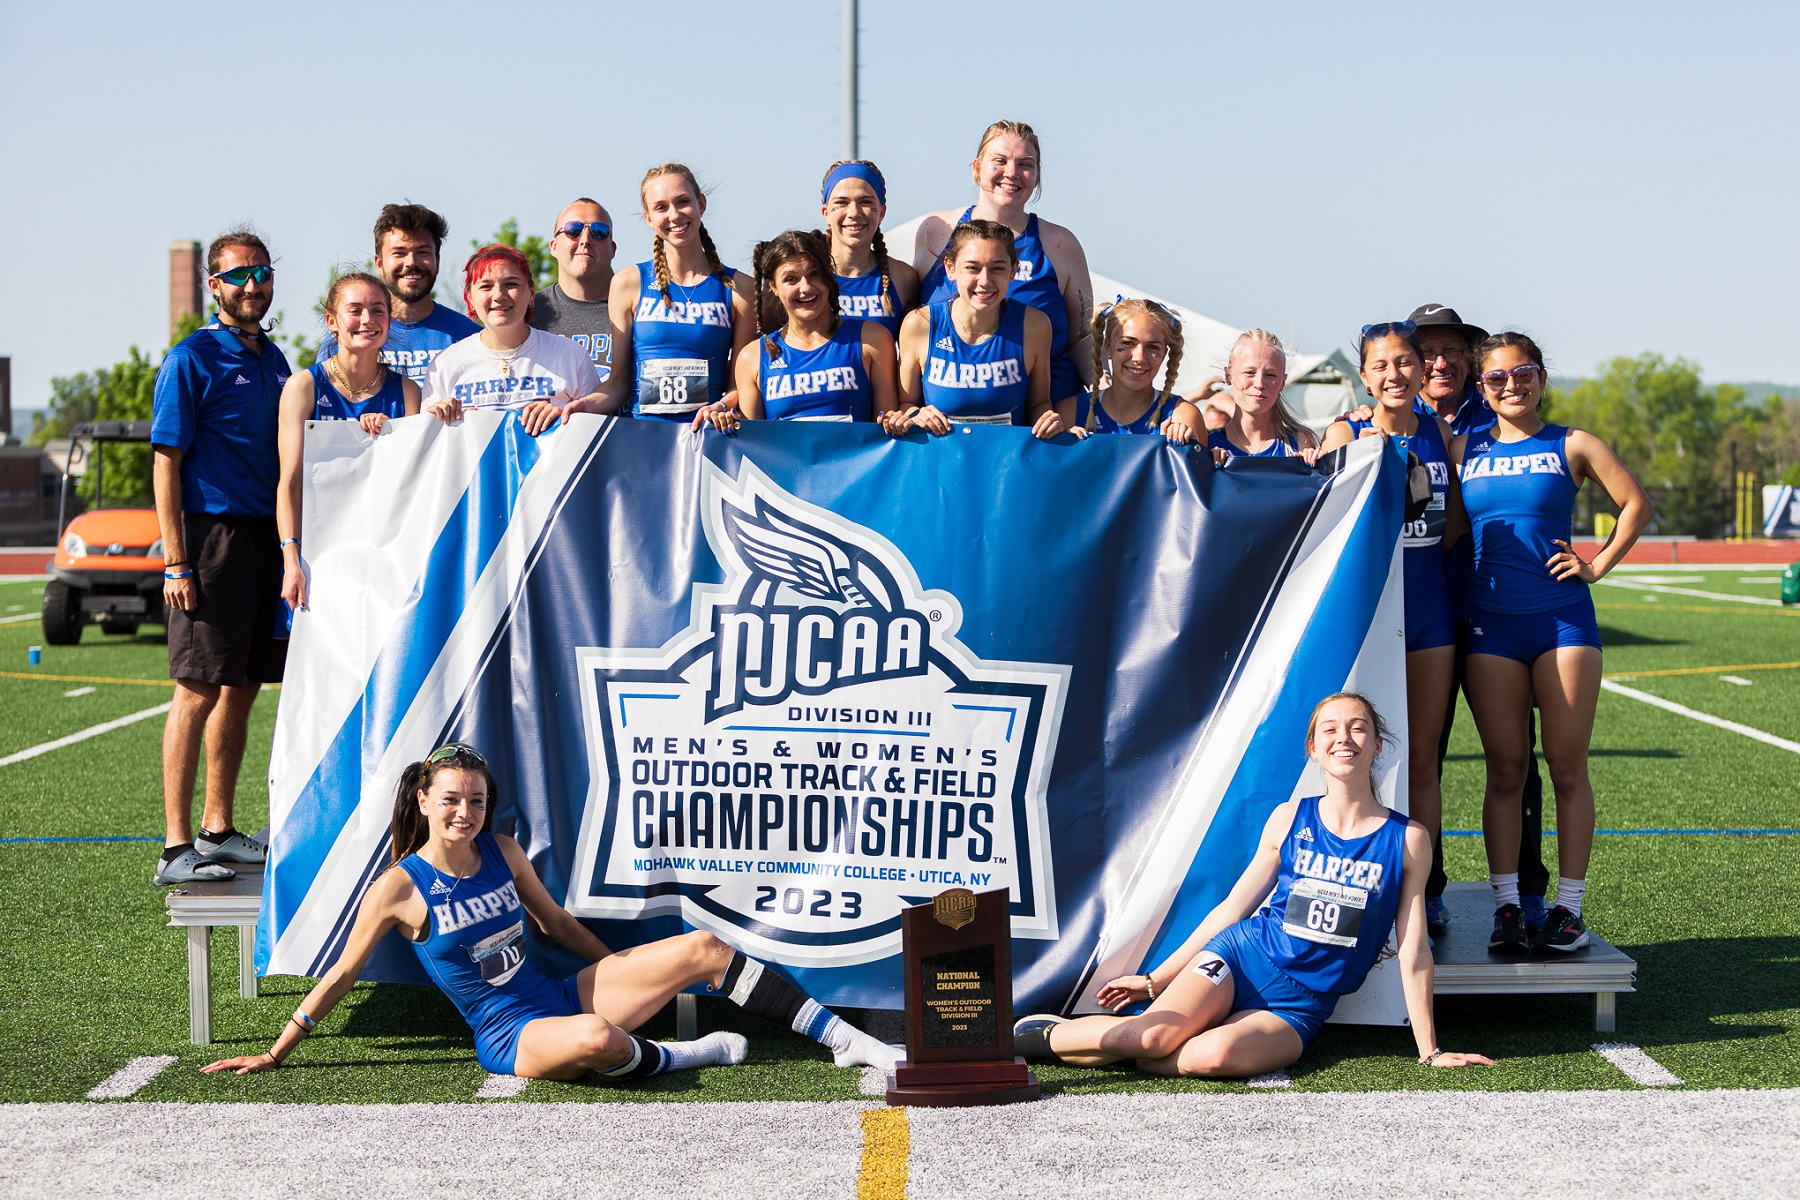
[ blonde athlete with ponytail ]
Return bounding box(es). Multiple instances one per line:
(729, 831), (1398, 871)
(1078, 298), (1201, 441)
(570, 164), (755, 427)
(820, 161), (919, 340)
(1208, 329), (1319, 464)
(913, 120), (1095, 413)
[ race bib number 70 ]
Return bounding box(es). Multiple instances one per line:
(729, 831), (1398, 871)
(468, 921), (527, 986)
(1281, 878), (1367, 949)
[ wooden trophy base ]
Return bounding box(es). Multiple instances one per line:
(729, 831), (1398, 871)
(885, 1056), (1041, 1107)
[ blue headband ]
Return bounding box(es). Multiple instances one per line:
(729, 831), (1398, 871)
(821, 162), (885, 205)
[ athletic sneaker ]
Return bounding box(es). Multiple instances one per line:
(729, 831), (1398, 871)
(154, 847), (236, 885)
(1534, 905), (1591, 953)
(196, 829), (266, 865)
(1013, 1014), (1067, 1063)
(1424, 895), (1451, 935)
(1520, 893), (1549, 935)
(1487, 903), (1531, 956)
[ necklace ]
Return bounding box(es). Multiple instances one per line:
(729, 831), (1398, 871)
(327, 355), (386, 401)
(482, 330), (528, 377)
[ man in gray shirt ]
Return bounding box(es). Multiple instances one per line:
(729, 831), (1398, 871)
(532, 197), (616, 382)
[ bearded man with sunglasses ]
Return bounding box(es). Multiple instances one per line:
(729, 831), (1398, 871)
(530, 198), (617, 382)
(149, 228), (292, 885)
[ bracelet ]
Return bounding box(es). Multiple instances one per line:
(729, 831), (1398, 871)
(164, 568), (194, 580)
(264, 1051), (283, 1068)
(278, 537), (299, 549)
(1144, 975), (1157, 1001)
(1419, 1048), (1443, 1066)
(162, 560), (188, 569)
(291, 1007), (317, 1032)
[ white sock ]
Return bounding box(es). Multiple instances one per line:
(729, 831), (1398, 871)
(819, 1015), (902, 1072)
(1555, 877), (1586, 917)
(1490, 872), (1520, 908)
(660, 1031), (749, 1072)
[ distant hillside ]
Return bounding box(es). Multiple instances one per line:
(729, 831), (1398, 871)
(1725, 381), (1800, 405)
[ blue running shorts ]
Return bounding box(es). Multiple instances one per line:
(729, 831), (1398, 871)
(1466, 592), (1601, 666)
(1404, 577), (1457, 653)
(470, 972), (584, 1076)
(1198, 921), (1337, 1050)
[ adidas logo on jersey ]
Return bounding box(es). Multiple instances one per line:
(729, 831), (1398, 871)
(935, 335), (954, 351)
(233, 374), (250, 385)
(428, 877), (455, 896)
(1295, 827), (1315, 842)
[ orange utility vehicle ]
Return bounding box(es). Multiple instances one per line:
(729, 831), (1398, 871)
(42, 421), (166, 643)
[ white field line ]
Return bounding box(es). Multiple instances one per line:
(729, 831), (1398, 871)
(63, 686), (96, 697)
(1593, 1043), (1682, 1087)
(858, 1066), (888, 1096)
(0, 612), (41, 625)
(1739, 577), (1780, 584)
(1598, 578), (1782, 606)
(1247, 1071), (1293, 1089)
(476, 1073), (528, 1099)
(1719, 676), (1754, 686)
(1601, 682), (1800, 755)
(86, 1055), (178, 1099)
(0, 702), (172, 767)
(1612, 564), (1783, 573)
(0, 573), (51, 584)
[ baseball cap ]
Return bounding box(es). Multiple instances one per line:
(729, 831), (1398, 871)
(1407, 304), (1488, 344)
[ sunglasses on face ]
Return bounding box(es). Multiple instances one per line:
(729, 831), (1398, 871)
(556, 221), (612, 241)
(1359, 320), (1417, 341)
(426, 742), (488, 767)
(211, 264), (273, 286)
(1481, 364), (1542, 390)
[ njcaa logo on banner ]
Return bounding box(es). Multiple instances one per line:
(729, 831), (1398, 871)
(565, 459), (1067, 966)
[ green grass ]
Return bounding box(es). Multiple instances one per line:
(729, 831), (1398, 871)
(0, 569), (1796, 1102)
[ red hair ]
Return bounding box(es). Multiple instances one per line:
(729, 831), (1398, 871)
(462, 243), (534, 321)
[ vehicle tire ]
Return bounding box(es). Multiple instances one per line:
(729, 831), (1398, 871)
(41, 581), (83, 645)
(99, 620), (141, 637)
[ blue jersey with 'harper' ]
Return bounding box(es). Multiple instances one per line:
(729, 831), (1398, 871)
(1460, 423), (1584, 614)
(922, 209), (1078, 401)
(1208, 428), (1300, 458)
(150, 322), (292, 516)
(395, 834), (575, 1052)
(759, 324), (871, 422)
(921, 300), (1030, 423)
(631, 262), (737, 421)
(307, 362), (408, 422)
(1248, 796), (1409, 996)
(836, 271), (908, 341)
(320, 303), (480, 385)
(1339, 414), (1450, 583)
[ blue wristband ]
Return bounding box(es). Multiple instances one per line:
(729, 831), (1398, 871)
(278, 537), (299, 549)
(164, 568), (194, 580)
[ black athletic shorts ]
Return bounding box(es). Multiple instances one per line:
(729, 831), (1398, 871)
(166, 512), (287, 686)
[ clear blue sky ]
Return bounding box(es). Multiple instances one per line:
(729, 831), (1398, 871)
(3, 0), (1796, 417)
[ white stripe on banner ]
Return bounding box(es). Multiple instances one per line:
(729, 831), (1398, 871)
(268, 414), (622, 976)
(1070, 438), (1403, 1012)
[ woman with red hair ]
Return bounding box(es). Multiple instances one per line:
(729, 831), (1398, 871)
(423, 244), (603, 435)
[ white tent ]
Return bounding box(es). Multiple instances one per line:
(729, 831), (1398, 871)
(888, 215), (1361, 432)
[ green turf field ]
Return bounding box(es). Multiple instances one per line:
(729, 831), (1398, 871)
(0, 564), (1795, 1103)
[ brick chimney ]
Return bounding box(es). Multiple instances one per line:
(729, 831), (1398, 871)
(0, 357), (10, 441)
(169, 240), (204, 342)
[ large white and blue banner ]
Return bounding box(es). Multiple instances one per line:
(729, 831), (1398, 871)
(260, 413), (1409, 1018)
(1764, 485), (1800, 537)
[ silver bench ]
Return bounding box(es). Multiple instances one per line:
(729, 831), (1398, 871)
(164, 863), (262, 1045)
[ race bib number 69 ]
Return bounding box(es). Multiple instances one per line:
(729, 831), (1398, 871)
(1281, 878), (1367, 949)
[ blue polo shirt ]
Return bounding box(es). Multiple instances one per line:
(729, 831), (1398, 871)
(150, 322), (291, 517)
(319, 301), (480, 384)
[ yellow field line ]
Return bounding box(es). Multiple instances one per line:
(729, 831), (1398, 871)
(858, 1107), (909, 1200)
(1604, 661), (1800, 680)
(1595, 602), (1798, 617)
(0, 671), (279, 690)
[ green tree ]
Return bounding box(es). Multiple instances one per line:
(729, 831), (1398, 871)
(476, 219), (555, 293)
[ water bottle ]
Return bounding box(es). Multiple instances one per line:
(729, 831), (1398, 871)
(1783, 561), (1800, 606)
(273, 597), (293, 640)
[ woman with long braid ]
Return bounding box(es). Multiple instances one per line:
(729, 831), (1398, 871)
(1078, 298), (1201, 441)
(571, 164), (755, 428)
(202, 744), (899, 1082)
(820, 160), (919, 341)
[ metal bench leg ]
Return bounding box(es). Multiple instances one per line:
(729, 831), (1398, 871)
(187, 925), (213, 1045)
(1594, 992), (1617, 1033)
(676, 993), (698, 1040)
(238, 925), (259, 999)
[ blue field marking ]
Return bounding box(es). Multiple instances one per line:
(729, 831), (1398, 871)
(0, 836), (162, 844)
(1441, 828), (1800, 837)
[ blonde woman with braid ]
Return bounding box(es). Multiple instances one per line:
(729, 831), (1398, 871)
(913, 120), (1094, 417)
(703, 230), (899, 430)
(570, 164), (755, 427)
(821, 161), (919, 341)
(1208, 329), (1319, 465)
(1078, 298), (1201, 441)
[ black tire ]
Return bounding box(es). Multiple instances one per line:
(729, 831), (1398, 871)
(99, 620), (140, 637)
(41, 580), (83, 645)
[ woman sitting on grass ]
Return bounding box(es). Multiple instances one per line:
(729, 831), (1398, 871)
(1015, 693), (1493, 1079)
(203, 744), (898, 1082)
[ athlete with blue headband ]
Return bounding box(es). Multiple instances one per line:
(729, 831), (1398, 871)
(912, 120), (1095, 418)
(820, 161), (918, 342)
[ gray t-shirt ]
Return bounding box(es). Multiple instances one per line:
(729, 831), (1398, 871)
(531, 283), (612, 382)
